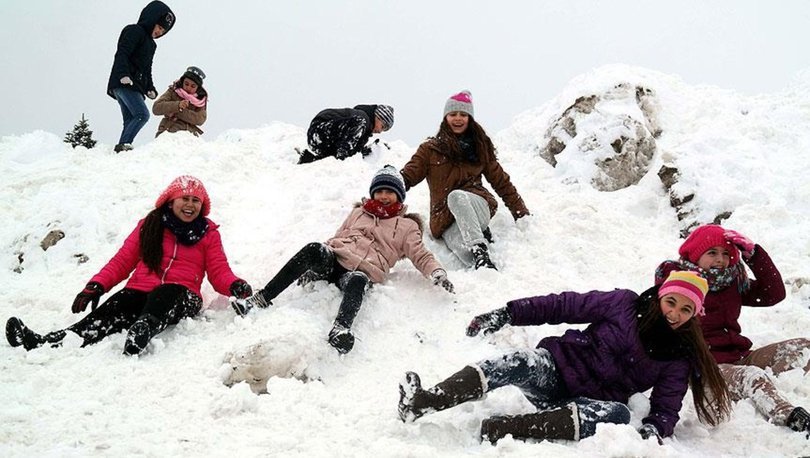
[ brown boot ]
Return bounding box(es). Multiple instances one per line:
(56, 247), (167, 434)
(398, 365), (485, 422)
(481, 403), (580, 443)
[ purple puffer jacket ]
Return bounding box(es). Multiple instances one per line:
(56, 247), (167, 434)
(507, 289), (691, 438)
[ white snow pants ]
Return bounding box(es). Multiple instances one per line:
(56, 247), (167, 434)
(442, 190), (491, 267)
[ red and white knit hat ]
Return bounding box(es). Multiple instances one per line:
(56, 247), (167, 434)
(658, 270), (709, 316)
(155, 175), (210, 216)
(679, 224), (740, 266)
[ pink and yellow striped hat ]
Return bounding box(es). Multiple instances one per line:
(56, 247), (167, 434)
(658, 271), (709, 317)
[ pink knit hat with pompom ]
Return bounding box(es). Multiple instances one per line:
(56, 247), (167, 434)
(155, 175), (210, 216)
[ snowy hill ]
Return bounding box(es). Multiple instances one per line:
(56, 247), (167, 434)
(1, 65), (809, 457)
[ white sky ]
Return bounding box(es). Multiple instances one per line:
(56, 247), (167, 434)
(1, 0), (809, 146)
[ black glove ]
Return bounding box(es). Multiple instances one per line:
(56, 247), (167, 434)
(466, 307), (511, 337)
(72, 282), (104, 313)
(146, 89), (158, 100)
(360, 146), (373, 157)
(638, 424), (663, 445)
(229, 280), (253, 299)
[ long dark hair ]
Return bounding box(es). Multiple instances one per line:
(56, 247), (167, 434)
(139, 207), (165, 274)
(637, 288), (732, 427)
(435, 115), (494, 162)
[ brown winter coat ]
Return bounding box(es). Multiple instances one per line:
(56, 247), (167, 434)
(401, 137), (530, 238)
(326, 202), (442, 284)
(152, 88), (206, 137)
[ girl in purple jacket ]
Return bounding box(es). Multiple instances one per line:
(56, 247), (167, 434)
(5, 176), (252, 356)
(398, 271), (731, 444)
(656, 224), (810, 435)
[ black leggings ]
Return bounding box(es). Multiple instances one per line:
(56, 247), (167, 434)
(68, 284), (202, 346)
(260, 242), (370, 328)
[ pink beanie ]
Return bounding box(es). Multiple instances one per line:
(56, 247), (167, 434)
(444, 90), (474, 117)
(679, 224), (740, 266)
(155, 175), (210, 216)
(658, 270), (709, 317)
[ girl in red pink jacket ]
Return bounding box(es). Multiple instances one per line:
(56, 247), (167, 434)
(656, 224), (810, 436)
(231, 166), (455, 354)
(5, 176), (252, 356)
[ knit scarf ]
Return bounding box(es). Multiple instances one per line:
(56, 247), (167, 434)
(161, 208), (209, 245)
(174, 87), (207, 107)
(457, 132), (479, 163)
(362, 199), (403, 219)
(655, 259), (749, 293)
(636, 288), (693, 361)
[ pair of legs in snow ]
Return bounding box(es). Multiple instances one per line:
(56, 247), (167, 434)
(6, 284), (201, 355)
(442, 190), (496, 270)
(399, 348), (630, 443)
(236, 242), (370, 354)
(720, 338), (810, 434)
(112, 86), (150, 152)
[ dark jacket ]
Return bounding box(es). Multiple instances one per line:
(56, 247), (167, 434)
(507, 289), (691, 438)
(106, 1), (175, 98)
(307, 105), (376, 159)
(400, 136), (529, 238)
(656, 246), (786, 364)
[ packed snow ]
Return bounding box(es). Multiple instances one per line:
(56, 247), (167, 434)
(1, 65), (809, 457)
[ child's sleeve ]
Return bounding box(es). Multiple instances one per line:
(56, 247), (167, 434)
(401, 222), (442, 277)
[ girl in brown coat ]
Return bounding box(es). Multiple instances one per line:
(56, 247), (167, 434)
(232, 166), (455, 354)
(401, 90), (529, 270)
(152, 66), (207, 137)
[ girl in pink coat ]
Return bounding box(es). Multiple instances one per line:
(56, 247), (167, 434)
(5, 176), (252, 356)
(232, 166), (455, 354)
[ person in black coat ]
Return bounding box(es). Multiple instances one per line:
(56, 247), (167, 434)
(106, 1), (176, 153)
(297, 104), (394, 164)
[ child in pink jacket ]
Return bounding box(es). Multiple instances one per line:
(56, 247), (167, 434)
(232, 165), (455, 354)
(6, 176), (252, 356)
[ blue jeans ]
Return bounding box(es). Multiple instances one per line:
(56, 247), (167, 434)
(477, 348), (631, 438)
(112, 87), (149, 144)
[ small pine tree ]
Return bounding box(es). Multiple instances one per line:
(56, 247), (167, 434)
(64, 113), (97, 149)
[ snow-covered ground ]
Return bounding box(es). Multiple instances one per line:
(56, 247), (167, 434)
(1, 65), (809, 457)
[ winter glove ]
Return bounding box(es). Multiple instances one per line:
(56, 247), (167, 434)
(466, 307), (511, 337)
(229, 280), (253, 300)
(71, 282), (104, 313)
(724, 229), (756, 260)
(638, 424), (663, 445)
(360, 146), (373, 157)
(431, 269), (455, 294)
(120, 76), (133, 86)
(146, 90), (158, 100)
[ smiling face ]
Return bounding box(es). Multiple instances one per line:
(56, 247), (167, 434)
(697, 245), (731, 270)
(445, 111), (470, 134)
(372, 188), (399, 205)
(169, 195), (203, 223)
(659, 293), (696, 329)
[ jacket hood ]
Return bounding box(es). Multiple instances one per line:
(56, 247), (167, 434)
(138, 1), (175, 35)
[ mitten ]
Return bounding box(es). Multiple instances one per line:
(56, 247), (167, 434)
(431, 269), (455, 294)
(466, 307), (511, 337)
(146, 90), (158, 100)
(120, 76), (133, 86)
(724, 229), (755, 260)
(71, 282), (104, 313)
(638, 424), (663, 445)
(229, 280), (253, 300)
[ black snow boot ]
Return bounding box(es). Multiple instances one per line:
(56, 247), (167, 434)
(471, 243), (497, 270)
(787, 406), (810, 437)
(327, 324), (355, 354)
(6, 317), (66, 351)
(231, 289), (272, 317)
(481, 403), (581, 443)
(297, 148), (317, 164)
(123, 314), (160, 356)
(398, 365), (485, 422)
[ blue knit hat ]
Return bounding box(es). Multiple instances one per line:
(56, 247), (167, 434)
(369, 165), (406, 202)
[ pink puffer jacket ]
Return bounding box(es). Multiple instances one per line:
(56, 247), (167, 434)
(90, 218), (240, 297)
(326, 204), (442, 284)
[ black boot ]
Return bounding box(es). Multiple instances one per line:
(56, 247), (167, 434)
(231, 289), (272, 317)
(326, 272), (367, 354)
(297, 148), (317, 164)
(328, 324), (355, 354)
(123, 314), (160, 356)
(398, 365), (485, 422)
(481, 403), (581, 443)
(787, 406), (810, 436)
(6, 317), (65, 351)
(471, 243), (497, 270)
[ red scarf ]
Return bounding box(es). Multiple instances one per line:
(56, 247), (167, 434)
(362, 199), (403, 219)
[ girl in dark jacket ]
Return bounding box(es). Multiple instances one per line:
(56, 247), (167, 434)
(106, 1), (176, 152)
(398, 271), (732, 444)
(153, 66), (208, 137)
(400, 90), (529, 270)
(656, 224), (810, 435)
